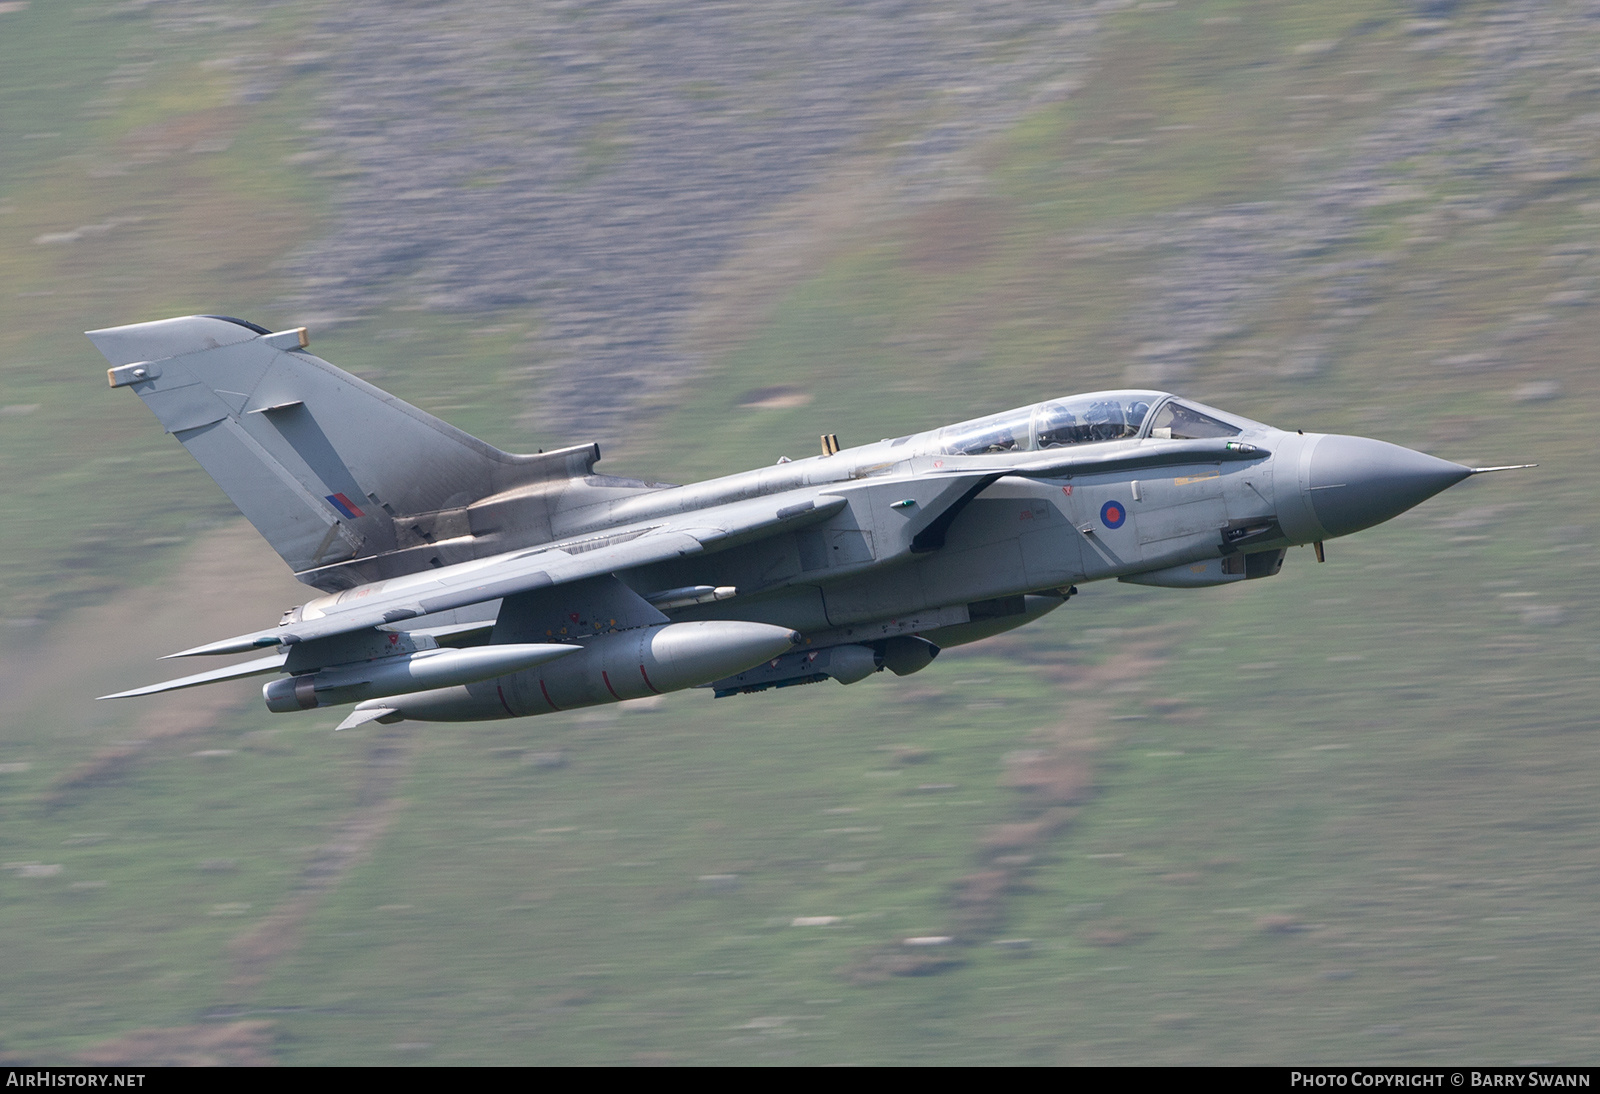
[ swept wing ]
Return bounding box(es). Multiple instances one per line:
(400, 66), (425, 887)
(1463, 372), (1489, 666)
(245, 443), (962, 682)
(167, 493), (850, 657)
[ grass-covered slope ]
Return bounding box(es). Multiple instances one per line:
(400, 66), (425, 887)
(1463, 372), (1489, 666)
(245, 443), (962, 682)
(1, 0), (1596, 1064)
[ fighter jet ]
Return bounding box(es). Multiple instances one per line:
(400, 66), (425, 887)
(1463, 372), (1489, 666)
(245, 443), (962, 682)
(91, 315), (1526, 730)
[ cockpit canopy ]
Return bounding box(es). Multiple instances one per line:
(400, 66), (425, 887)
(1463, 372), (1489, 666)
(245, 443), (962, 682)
(929, 391), (1245, 457)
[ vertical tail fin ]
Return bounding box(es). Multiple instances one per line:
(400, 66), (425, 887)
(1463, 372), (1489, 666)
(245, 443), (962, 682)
(91, 315), (595, 587)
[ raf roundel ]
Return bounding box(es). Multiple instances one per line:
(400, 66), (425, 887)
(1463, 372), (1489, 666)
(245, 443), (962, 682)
(1100, 500), (1127, 530)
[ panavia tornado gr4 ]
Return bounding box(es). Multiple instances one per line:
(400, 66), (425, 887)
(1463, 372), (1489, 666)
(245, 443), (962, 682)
(92, 315), (1526, 730)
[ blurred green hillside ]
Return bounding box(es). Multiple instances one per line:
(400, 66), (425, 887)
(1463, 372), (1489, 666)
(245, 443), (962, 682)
(0, 0), (1596, 1065)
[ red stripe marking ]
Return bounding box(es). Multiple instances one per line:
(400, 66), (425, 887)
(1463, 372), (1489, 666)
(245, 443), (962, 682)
(496, 684), (516, 717)
(539, 679), (561, 711)
(601, 669), (621, 700)
(638, 664), (661, 695)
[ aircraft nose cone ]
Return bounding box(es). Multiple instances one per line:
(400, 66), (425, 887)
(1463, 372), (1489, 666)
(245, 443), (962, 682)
(1308, 435), (1472, 538)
